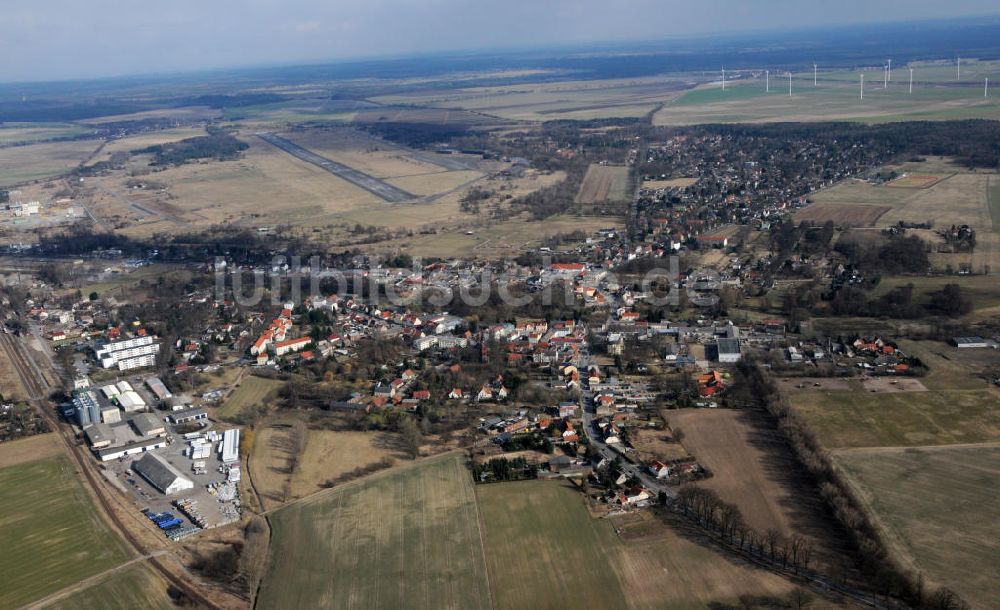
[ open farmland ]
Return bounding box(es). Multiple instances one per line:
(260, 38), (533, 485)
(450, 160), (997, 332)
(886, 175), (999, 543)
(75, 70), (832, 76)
(258, 453), (491, 610)
(665, 408), (853, 573)
(478, 479), (812, 609)
(809, 159), (1000, 274)
(0, 455), (132, 608)
(477, 480), (627, 609)
(84, 127), (207, 165)
(784, 340), (1000, 448)
(42, 563), (174, 610)
(0, 123), (93, 145)
(575, 164), (631, 204)
(0, 139), (100, 186)
(216, 375), (283, 421)
(793, 202), (891, 226)
(371, 75), (691, 121)
(834, 444), (1000, 608)
(654, 72), (1000, 125)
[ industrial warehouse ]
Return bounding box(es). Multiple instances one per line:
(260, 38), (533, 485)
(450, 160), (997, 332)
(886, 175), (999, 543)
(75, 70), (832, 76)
(62, 370), (242, 534)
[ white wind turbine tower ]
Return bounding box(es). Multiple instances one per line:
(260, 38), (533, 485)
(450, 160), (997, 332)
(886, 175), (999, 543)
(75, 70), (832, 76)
(887, 59), (892, 82)
(860, 73), (864, 100)
(788, 71), (792, 97)
(909, 67), (913, 94)
(814, 63), (818, 86)
(883, 64), (888, 89)
(722, 66), (726, 91)
(766, 70), (770, 92)
(957, 57), (961, 80)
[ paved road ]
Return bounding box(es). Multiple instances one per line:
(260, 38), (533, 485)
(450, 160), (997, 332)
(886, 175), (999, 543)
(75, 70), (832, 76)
(256, 133), (415, 203)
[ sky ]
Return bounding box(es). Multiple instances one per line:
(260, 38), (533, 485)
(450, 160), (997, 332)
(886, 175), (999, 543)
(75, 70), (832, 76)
(1, 0), (998, 82)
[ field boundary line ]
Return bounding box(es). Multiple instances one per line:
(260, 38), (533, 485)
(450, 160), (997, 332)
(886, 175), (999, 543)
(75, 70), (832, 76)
(469, 463), (497, 610)
(831, 440), (1000, 455)
(18, 551), (168, 610)
(265, 449), (463, 515)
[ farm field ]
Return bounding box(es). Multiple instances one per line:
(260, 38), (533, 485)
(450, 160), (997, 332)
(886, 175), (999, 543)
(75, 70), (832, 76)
(834, 444), (1000, 608)
(478, 479), (811, 610)
(476, 480), (627, 610)
(808, 159), (1000, 274)
(258, 452), (491, 610)
(793, 202), (891, 226)
(371, 75), (691, 121)
(0, 139), (101, 187)
(0, 122), (93, 145)
(640, 176), (697, 189)
(386, 212), (620, 259)
(654, 75), (1000, 125)
(216, 375), (283, 421)
(664, 409), (852, 573)
(785, 382), (1000, 449)
(0, 456), (132, 609)
(85, 127), (208, 165)
(43, 563), (174, 610)
(575, 164), (632, 204)
(0, 432), (61, 468)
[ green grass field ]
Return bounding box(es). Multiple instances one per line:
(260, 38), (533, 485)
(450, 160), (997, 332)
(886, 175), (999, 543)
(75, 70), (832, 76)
(835, 445), (1000, 608)
(476, 480), (628, 610)
(44, 563), (173, 610)
(216, 375), (284, 420)
(0, 456), (132, 608)
(258, 453), (491, 610)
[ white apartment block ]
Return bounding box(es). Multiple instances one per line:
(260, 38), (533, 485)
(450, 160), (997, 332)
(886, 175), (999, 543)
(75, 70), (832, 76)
(96, 335), (161, 371)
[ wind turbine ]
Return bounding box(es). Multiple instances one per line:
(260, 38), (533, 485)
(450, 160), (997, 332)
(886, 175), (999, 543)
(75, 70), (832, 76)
(883, 64), (888, 89)
(909, 67), (913, 94)
(814, 63), (818, 86)
(957, 57), (961, 80)
(887, 59), (892, 82)
(722, 66), (726, 91)
(860, 73), (864, 100)
(766, 70), (770, 93)
(788, 71), (792, 97)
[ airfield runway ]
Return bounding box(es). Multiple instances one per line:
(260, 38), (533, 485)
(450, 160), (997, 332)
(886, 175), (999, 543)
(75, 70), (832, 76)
(256, 132), (415, 202)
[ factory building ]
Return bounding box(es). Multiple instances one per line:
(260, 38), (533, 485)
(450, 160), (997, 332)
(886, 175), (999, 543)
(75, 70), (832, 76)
(84, 423), (115, 449)
(133, 453), (194, 495)
(145, 377), (172, 402)
(131, 412), (166, 437)
(221, 428), (240, 463)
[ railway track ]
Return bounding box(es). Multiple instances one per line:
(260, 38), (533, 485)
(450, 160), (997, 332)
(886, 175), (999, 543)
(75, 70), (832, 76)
(0, 333), (225, 610)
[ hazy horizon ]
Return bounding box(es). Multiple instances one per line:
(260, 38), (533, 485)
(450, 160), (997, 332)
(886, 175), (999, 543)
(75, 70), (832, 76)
(2, 1), (999, 83)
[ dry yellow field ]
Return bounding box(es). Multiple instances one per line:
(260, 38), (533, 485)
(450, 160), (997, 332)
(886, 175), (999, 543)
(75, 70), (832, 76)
(77, 106), (221, 125)
(0, 433), (61, 468)
(288, 429), (401, 498)
(249, 418), (402, 511)
(835, 444), (1000, 608)
(640, 177), (698, 189)
(575, 164), (631, 204)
